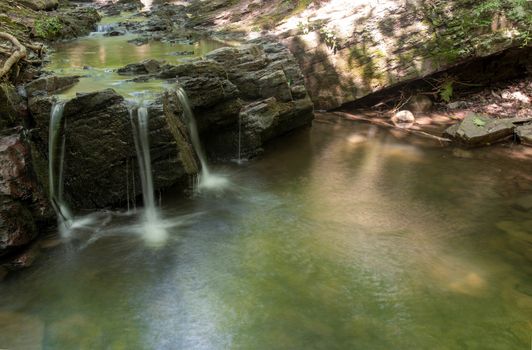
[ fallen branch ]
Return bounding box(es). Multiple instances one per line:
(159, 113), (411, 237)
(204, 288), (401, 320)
(0, 32), (27, 79)
(332, 111), (453, 144)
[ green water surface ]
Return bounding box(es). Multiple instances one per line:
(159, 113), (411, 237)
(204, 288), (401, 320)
(0, 117), (530, 349)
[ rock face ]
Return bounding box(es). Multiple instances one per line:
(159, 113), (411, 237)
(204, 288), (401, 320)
(278, 0), (531, 109)
(189, 38), (314, 159)
(185, 0), (531, 110)
(444, 114), (515, 146)
(28, 89), (198, 210)
(0, 84), (28, 130)
(121, 38), (314, 159)
(0, 131), (51, 258)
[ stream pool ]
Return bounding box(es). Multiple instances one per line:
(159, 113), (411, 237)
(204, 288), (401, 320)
(0, 9), (531, 349)
(0, 116), (531, 349)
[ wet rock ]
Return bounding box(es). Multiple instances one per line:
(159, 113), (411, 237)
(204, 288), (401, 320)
(0, 311), (44, 350)
(117, 59), (163, 75)
(0, 83), (28, 129)
(0, 196), (37, 257)
(25, 76), (79, 98)
(446, 114), (515, 146)
(44, 7), (101, 40)
(103, 30), (126, 37)
(171, 50), (195, 56)
(158, 60), (241, 130)
(515, 123), (532, 146)
(128, 37), (149, 46)
(121, 37), (313, 160)
(0, 132), (50, 257)
(201, 37), (314, 158)
(3, 240), (41, 270)
(28, 89), (198, 210)
(443, 123), (460, 139)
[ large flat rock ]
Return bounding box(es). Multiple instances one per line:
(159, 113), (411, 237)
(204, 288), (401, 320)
(445, 114), (515, 146)
(516, 124), (532, 146)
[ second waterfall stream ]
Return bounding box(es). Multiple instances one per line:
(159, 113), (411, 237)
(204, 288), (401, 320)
(175, 86), (229, 192)
(130, 104), (168, 245)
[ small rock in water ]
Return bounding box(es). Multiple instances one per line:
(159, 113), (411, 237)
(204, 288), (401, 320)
(452, 148), (474, 159)
(128, 37), (149, 46)
(171, 50), (195, 56)
(512, 194), (532, 212)
(103, 30), (126, 37)
(392, 110), (415, 123)
(391, 110), (415, 128)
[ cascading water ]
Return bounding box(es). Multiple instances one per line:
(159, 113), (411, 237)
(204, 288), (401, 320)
(96, 24), (114, 33)
(49, 102), (72, 236)
(175, 86), (228, 191)
(129, 104), (167, 245)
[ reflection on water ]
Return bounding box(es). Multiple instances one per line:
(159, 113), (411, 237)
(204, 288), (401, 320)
(46, 31), (227, 98)
(0, 117), (531, 349)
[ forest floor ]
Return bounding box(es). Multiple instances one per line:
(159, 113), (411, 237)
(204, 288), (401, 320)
(443, 77), (532, 119)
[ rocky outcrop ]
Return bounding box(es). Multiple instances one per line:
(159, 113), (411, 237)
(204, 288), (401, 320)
(147, 37), (314, 159)
(0, 131), (51, 258)
(279, 0), (531, 109)
(185, 0), (531, 110)
(28, 89), (198, 211)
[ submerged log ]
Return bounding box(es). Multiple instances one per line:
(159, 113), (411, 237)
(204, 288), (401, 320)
(333, 111), (452, 144)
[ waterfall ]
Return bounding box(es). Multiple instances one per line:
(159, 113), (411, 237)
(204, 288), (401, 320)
(95, 24), (114, 33)
(174, 86), (228, 191)
(129, 105), (167, 245)
(237, 113), (242, 164)
(49, 102), (72, 235)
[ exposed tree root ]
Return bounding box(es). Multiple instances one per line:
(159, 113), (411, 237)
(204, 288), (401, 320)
(0, 32), (27, 79)
(333, 111), (453, 144)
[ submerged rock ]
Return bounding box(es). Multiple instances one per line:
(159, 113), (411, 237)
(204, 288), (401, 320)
(117, 59), (163, 75)
(0, 311), (44, 349)
(24, 76), (79, 98)
(444, 114), (515, 146)
(28, 89), (198, 210)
